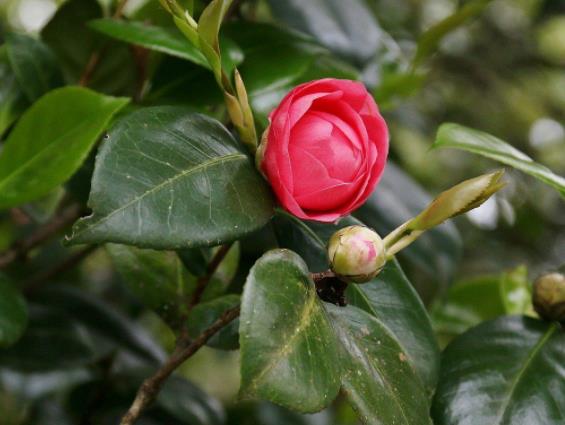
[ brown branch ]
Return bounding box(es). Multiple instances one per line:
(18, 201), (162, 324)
(188, 243), (233, 309)
(0, 203), (84, 269)
(24, 245), (98, 294)
(120, 305), (241, 425)
(310, 270), (336, 282)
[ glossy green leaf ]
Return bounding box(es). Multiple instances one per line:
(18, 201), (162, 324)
(0, 305), (98, 371)
(239, 249), (341, 412)
(355, 162), (462, 303)
(89, 19), (209, 67)
(432, 316), (565, 424)
(35, 286), (165, 363)
(107, 243), (195, 326)
(5, 33), (63, 102)
(240, 249), (435, 423)
(0, 47), (27, 136)
(434, 123), (565, 198)
(0, 87), (129, 210)
(41, 0), (136, 95)
(267, 0), (382, 65)
(326, 304), (433, 425)
(0, 276), (28, 348)
(69, 107), (273, 248)
(413, 0), (493, 68)
(187, 294), (240, 350)
(272, 211), (439, 394)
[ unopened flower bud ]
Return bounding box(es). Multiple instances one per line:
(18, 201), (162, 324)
(533, 272), (565, 323)
(328, 226), (386, 283)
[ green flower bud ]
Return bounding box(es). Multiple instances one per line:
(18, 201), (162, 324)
(533, 272), (565, 323)
(328, 226), (386, 283)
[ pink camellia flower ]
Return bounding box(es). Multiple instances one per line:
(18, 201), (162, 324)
(258, 78), (388, 223)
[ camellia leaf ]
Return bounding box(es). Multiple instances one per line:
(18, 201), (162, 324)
(272, 210), (439, 394)
(434, 123), (565, 198)
(89, 19), (209, 68)
(0, 87), (129, 210)
(5, 33), (63, 102)
(0, 276), (28, 348)
(106, 243), (195, 327)
(68, 107), (273, 249)
(267, 0), (382, 66)
(239, 249), (341, 412)
(326, 304), (433, 425)
(432, 316), (565, 424)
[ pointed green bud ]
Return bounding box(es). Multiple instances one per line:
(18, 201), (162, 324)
(328, 226), (387, 283)
(533, 272), (565, 323)
(408, 170), (505, 231)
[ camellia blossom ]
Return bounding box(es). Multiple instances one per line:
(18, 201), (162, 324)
(257, 78), (389, 222)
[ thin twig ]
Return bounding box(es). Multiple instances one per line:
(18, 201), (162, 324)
(120, 305), (241, 425)
(0, 203), (83, 269)
(24, 245), (98, 294)
(188, 243), (233, 309)
(310, 270), (336, 282)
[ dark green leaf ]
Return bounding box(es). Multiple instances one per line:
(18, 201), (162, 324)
(0, 47), (27, 136)
(89, 19), (209, 67)
(413, 0), (493, 68)
(5, 33), (63, 102)
(0, 87), (129, 209)
(239, 249), (341, 412)
(326, 304), (433, 425)
(434, 123), (565, 198)
(41, 0), (137, 95)
(187, 294), (240, 350)
(432, 316), (565, 425)
(69, 107), (273, 249)
(355, 162), (462, 303)
(272, 211), (439, 394)
(267, 0), (382, 65)
(0, 276), (28, 348)
(107, 243), (195, 326)
(0, 305), (98, 371)
(34, 286), (165, 364)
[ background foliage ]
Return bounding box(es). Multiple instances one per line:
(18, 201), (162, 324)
(0, 0), (564, 424)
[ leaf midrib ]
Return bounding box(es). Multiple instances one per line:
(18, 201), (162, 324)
(494, 322), (558, 424)
(74, 153), (247, 238)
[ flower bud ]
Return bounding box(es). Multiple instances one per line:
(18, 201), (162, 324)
(328, 226), (386, 283)
(533, 272), (565, 323)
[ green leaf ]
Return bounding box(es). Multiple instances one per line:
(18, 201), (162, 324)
(432, 316), (565, 424)
(41, 0), (137, 95)
(0, 305), (98, 371)
(187, 294), (240, 350)
(89, 19), (209, 67)
(0, 276), (28, 348)
(267, 0), (382, 65)
(240, 249), (435, 424)
(413, 0), (493, 68)
(346, 261), (439, 395)
(5, 33), (63, 102)
(0, 47), (27, 137)
(69, 107), (273, 249)
(34, 286), (165, 364)
(239, 249), (341, 412)
(326, 304), (433, 425)
(272, 211), (439, 394)
(0, 87), (129, 209)
(106, 243), (195, 326)
(198, 0), (234, 54)
(355, 162), (462, 303)
(434, 123), (565, 198)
